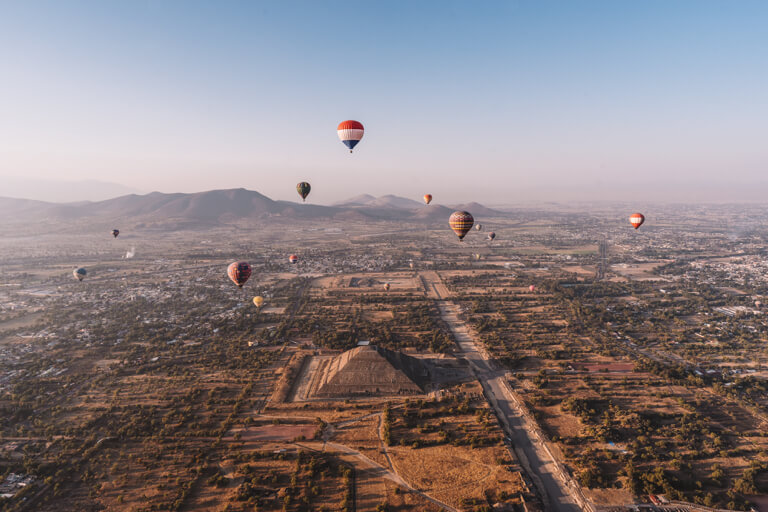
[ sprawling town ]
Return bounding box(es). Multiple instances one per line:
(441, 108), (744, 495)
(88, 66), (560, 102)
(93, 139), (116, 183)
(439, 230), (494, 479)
(2, 202), (768, 512)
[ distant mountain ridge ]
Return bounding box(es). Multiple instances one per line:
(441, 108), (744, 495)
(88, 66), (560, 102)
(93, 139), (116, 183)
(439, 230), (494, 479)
(334, 194), (425, 209)
(449, 202), (501, 217)
(333, 194), (506, 215)
(0, 188), (506, 228)
(332, 194), (376, 206)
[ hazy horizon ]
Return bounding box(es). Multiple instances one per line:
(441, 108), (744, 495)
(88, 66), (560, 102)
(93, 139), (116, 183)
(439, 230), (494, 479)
(8, 175), (768, 207)
(1, 0), (767, 204)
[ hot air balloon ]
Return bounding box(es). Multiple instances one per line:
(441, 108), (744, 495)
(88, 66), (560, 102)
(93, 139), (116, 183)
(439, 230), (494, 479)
(73, 267), (87, 281)
(253, 296), (264, 308)
(423, 194), (432, 205)
(289, 254), (298, 265)
(629, 213), (645, 230)
(383, 283), (391, 292)
(409, 261), (414, 269)
(475, 253), (481, 260)
(227, 261), (252, 288)
(475, 224), (483, 231)
(529, 285), (536, 292)
(487, 232), (496, 241)
(337, 120), (364, 153)
(449, 211), (474, 241)
(111, 229), (119, 238)
(297, 182), (311, 202)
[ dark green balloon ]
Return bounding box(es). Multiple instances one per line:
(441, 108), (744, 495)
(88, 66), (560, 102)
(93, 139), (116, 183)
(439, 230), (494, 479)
(296, 182), (311, 202)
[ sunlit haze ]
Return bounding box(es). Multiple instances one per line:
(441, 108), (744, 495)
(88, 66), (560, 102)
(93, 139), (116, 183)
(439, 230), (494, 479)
(6, 3), (768, 510)
(1, 0), (767, 203)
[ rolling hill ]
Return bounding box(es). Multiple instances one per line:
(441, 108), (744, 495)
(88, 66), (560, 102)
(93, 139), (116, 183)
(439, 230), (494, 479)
(448, 202), (505, 217)
(334, 194), (425, 209)
(0, 188), (506, 229)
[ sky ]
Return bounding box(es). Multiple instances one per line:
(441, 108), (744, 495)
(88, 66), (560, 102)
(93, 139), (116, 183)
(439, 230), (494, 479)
(0, 0), (767, 204)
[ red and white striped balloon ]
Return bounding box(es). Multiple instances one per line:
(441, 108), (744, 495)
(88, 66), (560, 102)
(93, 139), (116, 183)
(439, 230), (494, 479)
(337, 120), (364, 153)
(629, 213), (645, 230)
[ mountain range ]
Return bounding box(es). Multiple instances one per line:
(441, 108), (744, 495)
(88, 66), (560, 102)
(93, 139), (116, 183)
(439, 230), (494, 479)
(0, 188), (505, 228)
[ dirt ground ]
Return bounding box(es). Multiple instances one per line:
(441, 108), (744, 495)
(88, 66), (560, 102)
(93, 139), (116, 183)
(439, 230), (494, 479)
(610, 261), (673, 280)
(387, 444), (523, 509)
(363, 310), (395, 322)
(332, 413), (389, 468)
(0, 312), (44, 331)
(260, 306), (286, 314)
(234, 424), (316, 442)
(583, 487), (633, 506)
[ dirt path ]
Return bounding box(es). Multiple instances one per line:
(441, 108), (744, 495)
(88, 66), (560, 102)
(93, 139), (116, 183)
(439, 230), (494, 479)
(376, 413), (396, 472)
(420, 270), (451, 299)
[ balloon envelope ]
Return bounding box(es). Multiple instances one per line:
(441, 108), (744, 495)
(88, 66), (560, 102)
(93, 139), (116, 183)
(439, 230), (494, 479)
(383, 283), (391, 291)
(111, 229), (119, 238)
(289, 254), (298, 264)
(423, 194), (432, 205)
(73, 267), (87, 281)
(629, 213), (645, 229)
(475, 224), (482, 231)
(296, 182), (311, 202)
(253, 296), (264, 308)
(529, 285), (536, 292)
(449, 211), (474, 241)
(337, 120), (364, 152)
(227, 261), (252, 288)
(487, 232), (496, 241)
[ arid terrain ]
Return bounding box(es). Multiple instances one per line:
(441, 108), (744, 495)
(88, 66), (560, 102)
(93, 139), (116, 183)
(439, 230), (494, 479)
(4, 200), (768, 511)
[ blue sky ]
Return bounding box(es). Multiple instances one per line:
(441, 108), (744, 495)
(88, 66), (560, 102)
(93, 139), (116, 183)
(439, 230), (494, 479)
(0, 0), (767, 203)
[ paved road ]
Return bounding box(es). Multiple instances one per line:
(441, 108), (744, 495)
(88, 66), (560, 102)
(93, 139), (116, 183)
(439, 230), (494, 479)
(422, 271), (585, 512)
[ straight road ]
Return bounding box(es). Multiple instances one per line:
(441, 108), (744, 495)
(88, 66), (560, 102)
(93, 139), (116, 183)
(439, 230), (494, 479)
(422, 271), (587, 512)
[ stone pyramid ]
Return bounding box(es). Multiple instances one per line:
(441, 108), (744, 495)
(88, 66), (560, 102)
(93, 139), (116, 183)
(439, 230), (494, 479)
(312, 345), (429, 398)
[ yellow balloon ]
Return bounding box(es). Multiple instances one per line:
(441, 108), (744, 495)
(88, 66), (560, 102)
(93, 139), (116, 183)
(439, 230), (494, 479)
(253, 296), (264, 308)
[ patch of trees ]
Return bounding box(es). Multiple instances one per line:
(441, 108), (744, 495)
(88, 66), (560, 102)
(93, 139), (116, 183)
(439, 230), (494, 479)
(389, 397), (503, 450)
(235, 450), (349, 511)
(271, 354), (307, 404)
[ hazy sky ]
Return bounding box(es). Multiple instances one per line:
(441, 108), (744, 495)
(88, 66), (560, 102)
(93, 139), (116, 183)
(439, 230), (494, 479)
(1, 0), (767, 204)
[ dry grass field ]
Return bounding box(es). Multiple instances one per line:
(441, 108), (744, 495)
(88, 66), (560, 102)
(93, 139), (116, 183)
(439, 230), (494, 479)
(610, 261), (673, 281)
(264, 374), (527, 510)
(331, 412), (390, 468)
(388, 444), (523, 509)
